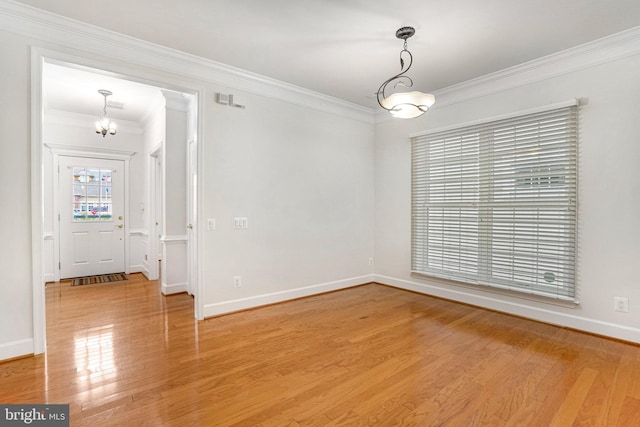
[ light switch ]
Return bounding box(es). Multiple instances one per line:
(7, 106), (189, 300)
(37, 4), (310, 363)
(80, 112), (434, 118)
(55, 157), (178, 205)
(234, 218), (248, 229)
(207, 218), (216, 230)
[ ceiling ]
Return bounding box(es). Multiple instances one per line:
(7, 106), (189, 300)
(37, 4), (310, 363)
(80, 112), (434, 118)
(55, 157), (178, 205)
(26, 0), (640, 120)
(43, 62), (163, 123)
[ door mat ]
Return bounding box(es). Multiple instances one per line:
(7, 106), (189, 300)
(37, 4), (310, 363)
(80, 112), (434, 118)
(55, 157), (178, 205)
(72, 273), (128, 286)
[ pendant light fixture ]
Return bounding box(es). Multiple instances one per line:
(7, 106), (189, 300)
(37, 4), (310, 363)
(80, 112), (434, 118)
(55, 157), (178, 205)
(95, 89), (117, 137)
(377, 27), (435, 119)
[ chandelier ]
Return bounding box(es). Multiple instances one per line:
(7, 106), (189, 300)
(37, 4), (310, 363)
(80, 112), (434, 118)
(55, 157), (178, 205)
(95, 89), (117, 137)
(377, 27), (435, 119)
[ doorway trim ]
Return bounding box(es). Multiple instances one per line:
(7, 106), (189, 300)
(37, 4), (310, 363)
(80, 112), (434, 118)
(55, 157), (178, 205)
(31, 47), (206, 354)
(147, 146), (163, 281)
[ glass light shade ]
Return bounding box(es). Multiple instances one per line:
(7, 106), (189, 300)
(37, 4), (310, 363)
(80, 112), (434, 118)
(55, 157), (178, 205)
(95, 117), (117, 136)
(380, 91), (436, 119)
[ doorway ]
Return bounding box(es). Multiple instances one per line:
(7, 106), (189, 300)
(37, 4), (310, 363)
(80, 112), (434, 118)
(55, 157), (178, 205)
(32, 51), (203, 354)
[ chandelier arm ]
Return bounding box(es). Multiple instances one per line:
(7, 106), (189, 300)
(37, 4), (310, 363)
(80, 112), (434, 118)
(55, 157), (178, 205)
(376, 48), (415, 110)
(399, 48), (413, 73)
(393, 75), (414, 89)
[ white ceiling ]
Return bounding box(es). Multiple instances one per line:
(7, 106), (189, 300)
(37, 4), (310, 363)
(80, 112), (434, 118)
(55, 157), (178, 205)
(28, 0), (640, 120)
(43, 62), (162, 123)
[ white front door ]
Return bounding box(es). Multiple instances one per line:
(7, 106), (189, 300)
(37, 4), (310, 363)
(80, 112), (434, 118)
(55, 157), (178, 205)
(59, 157), (125, 279)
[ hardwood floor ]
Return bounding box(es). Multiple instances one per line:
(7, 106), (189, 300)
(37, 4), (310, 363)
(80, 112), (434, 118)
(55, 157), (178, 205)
(1, 274), (639, 426)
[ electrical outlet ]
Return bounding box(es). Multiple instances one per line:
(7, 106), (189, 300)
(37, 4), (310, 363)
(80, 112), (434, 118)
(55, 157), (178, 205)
(368, 257), (374, 265)
(614, 297), (629, 313)
(233, 276), (242, 288)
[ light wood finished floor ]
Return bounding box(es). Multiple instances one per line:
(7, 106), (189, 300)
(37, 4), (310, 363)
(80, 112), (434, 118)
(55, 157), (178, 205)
(1, 274), (639, 426)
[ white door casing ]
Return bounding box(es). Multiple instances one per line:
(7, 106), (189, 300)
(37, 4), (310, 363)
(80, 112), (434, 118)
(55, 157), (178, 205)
(59, 156), (125, 278)
(146, 148), (163, 281)
(187, 139), (197, 296)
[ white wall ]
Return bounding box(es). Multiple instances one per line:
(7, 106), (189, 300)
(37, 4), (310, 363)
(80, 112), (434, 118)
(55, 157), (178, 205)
(43, 148), (55, 282)
(201, 90), (375, 315)
(0, 5), (375, 359)
(374, 53), (640, 342)
(140, 94), (165, 278)
(160, 91), (189, 294)
(0, 29), (34, 359)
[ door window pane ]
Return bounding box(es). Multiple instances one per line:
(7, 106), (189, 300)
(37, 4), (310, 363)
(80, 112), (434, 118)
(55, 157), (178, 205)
(72, 167), (113, 222)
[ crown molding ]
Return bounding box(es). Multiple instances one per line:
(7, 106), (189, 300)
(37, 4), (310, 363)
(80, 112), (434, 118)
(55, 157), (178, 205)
(44, 142), (136, 160)
(375, 25), (640, 124)
(44, 109), (143, 134)
(0, 0), (374, 124)
(436, 25), (640, 106)
(161, 90), (191, 112)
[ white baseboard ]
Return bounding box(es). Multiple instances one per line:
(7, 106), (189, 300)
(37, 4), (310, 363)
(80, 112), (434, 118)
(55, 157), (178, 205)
(138, 266), (150, 280)
(203, 274), (375, 318)
(142, 269), (158, 281)
(128, 264), (146, 274)
(162, 281), (188, 295)
(374, 274), (640, 344)
(44, 273), (56, 283)
(0, 338), (34, 362)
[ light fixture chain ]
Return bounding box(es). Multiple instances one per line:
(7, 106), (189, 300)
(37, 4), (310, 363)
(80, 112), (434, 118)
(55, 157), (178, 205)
(95, 89), (117, 138)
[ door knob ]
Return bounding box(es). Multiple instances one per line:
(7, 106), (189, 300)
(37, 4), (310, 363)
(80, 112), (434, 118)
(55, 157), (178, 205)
(187, 224), (193, 229)
(116, 224), (123, 229)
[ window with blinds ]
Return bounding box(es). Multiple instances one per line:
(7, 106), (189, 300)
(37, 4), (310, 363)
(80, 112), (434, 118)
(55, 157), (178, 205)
(411, 103), (578, 301)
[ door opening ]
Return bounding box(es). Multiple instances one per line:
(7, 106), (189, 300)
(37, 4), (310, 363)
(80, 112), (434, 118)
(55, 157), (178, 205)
(32, 51), (203, 355)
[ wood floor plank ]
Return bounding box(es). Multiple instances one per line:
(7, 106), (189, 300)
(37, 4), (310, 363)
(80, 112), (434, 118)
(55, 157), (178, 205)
(616, 396), (640, 427)
(1, 275), (639, 426)
(548, 367), (599, 427)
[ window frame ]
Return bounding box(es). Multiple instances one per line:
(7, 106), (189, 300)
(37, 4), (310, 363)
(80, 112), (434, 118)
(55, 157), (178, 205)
(410, 100), (579, 302)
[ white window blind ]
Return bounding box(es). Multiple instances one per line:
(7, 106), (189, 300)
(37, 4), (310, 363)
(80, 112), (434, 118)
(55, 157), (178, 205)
(411, 104), (578, 301)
